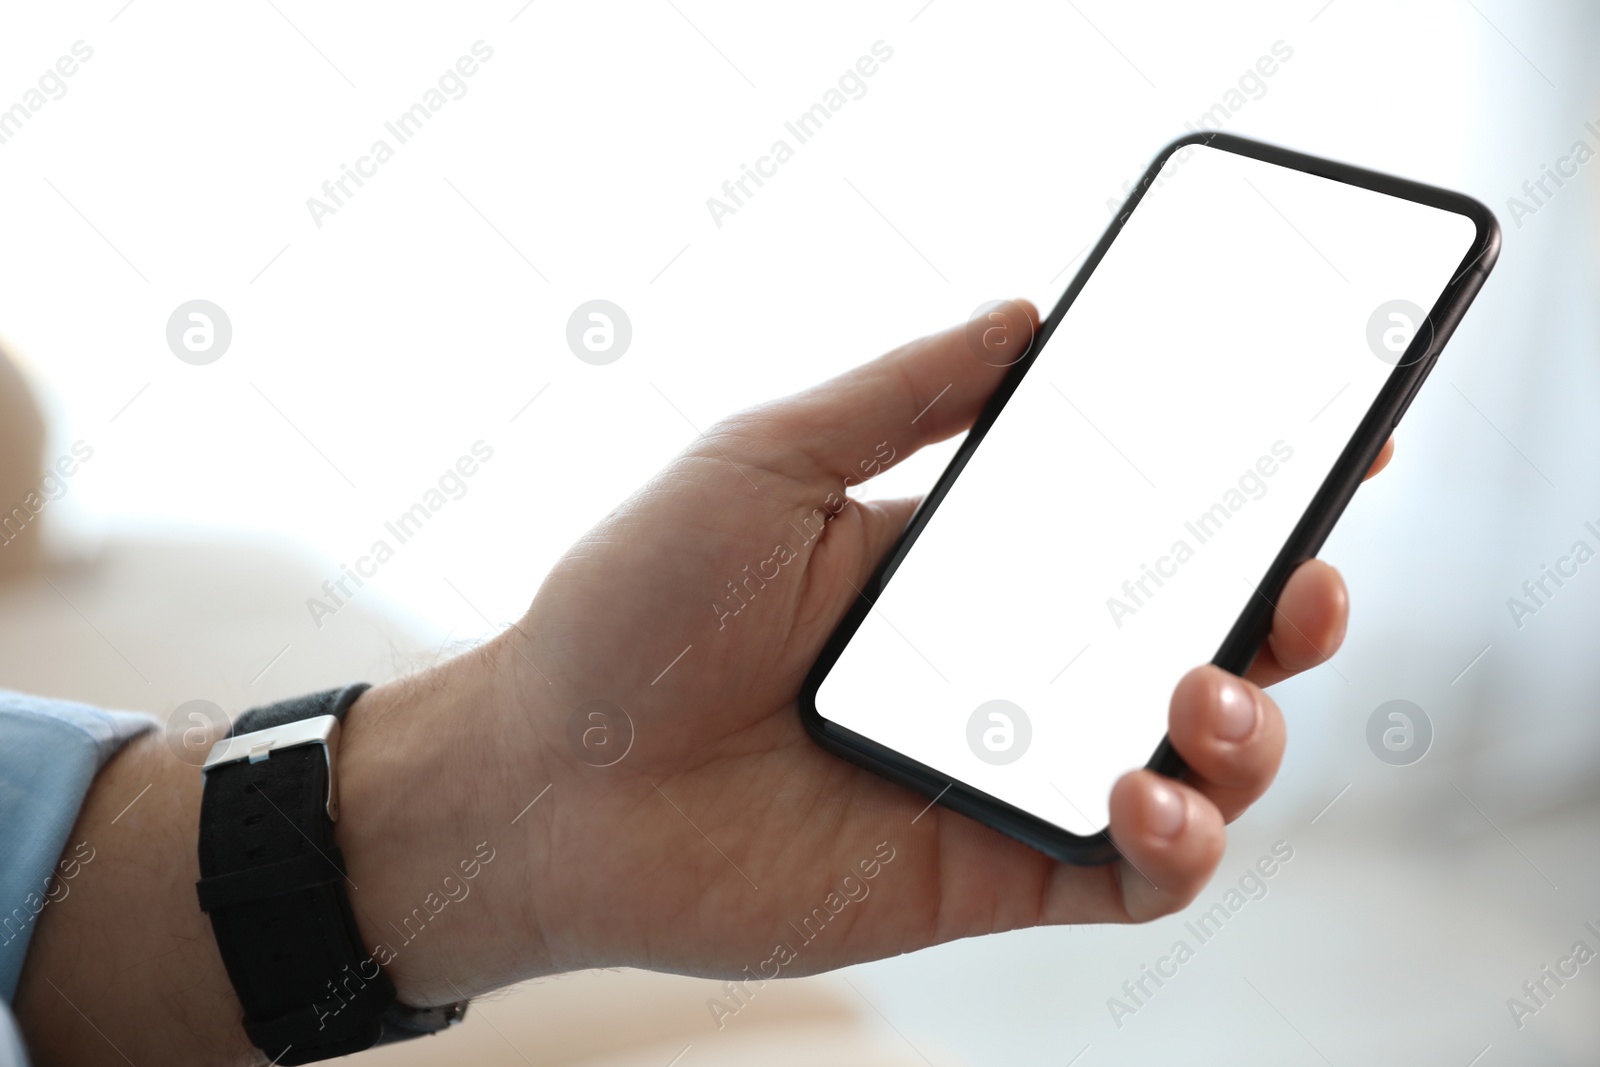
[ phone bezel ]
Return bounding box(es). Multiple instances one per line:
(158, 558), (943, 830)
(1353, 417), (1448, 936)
(797, 131), (1500, 866)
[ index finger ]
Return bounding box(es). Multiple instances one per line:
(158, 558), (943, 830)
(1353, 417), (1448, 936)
(1365, 436), (1394, 480)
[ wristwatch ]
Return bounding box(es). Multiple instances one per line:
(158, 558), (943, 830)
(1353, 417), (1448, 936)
(195, 685), (467, 1064)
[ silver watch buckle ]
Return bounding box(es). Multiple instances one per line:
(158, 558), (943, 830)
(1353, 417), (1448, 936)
(202, 714), (342, 820)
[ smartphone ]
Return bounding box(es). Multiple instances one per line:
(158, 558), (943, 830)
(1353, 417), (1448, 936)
(800, 132), (1499, 865)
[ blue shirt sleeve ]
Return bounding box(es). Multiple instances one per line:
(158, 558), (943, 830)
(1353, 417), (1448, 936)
(0, 690), (157, 1065)
(0, 1003), (26, 1067)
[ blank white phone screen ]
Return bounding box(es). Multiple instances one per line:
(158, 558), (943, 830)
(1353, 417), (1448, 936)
(814, 144), (1478, 835)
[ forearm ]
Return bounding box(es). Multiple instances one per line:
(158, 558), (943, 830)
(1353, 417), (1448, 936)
(13, 633), (560, 1066)
(12, 729), (256, 1066)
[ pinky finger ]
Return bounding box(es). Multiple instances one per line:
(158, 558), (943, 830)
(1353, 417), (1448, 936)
(1107, 770), (1226, 922)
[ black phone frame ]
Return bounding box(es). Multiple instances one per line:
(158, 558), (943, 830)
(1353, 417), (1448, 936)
(798, 131), (1500, 866)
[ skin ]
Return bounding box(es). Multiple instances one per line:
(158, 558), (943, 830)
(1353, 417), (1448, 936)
(14, 304), (1388, 1065)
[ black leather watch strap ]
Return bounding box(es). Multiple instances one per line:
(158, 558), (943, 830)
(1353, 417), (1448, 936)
(196, 685), (466, 1064)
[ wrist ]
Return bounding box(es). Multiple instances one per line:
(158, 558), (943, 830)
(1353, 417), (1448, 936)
(335, 633), (562, 1005)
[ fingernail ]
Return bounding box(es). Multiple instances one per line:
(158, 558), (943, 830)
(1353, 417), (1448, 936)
(1214, 675), (1258, 742)
(1147, 780), (1187, 839)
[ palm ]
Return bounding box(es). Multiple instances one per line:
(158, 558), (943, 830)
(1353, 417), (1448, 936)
(529, 445), (1070, 978)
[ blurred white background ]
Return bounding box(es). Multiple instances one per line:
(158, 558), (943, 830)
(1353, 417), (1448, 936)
(1, 0), (1597, 1062)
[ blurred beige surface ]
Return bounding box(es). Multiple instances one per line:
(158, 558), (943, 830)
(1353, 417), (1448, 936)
(0, 344), (45, 579)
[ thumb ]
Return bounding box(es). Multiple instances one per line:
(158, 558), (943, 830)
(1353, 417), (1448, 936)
(735, 300), (1040, 493)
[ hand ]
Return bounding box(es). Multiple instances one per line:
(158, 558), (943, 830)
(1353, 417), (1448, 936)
(336, 302), (1386, 1004)
(15, 305), (1386, 1067)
